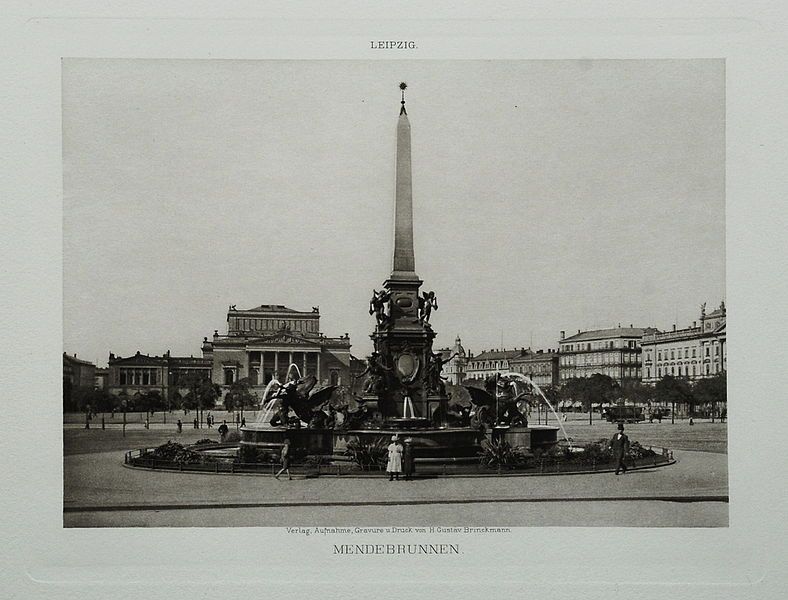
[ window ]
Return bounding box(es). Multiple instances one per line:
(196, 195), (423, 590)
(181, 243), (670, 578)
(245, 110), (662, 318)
(658, 351), (662, 361)
(715, 345), (720, 355)
(120, 370), (127, 385)
(705, 347), (710, 357)
(330, 371), (340, 386)
(692, 348), (696, 358)
(224, 368), (234, 385)
(671, 350), (675, 359)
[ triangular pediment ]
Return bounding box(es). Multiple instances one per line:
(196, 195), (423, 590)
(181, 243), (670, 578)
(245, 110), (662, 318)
(110, 354), (167, 366)
(245, 333), (321, 347)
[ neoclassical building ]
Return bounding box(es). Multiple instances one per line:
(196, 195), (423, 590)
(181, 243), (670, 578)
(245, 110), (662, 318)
(558, 325), (658, 384)
(641, 301), (726, 383)
(202, 304), (353, 396)
(509, 349), (560, 389)
(107, 351), (212, 402)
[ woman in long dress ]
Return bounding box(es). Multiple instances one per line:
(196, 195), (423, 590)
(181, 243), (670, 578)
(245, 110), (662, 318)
(386, 435), (403, 481)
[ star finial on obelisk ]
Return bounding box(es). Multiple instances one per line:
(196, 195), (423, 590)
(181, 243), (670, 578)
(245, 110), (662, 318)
(399, 81), (407, 115)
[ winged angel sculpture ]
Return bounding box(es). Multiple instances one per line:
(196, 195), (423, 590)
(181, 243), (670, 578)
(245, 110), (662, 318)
(463, 375), (530, 429)
(269, 375), (337, 428)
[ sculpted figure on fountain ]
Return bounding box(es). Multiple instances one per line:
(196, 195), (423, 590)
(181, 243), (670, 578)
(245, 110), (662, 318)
(369, 289), (392, 327)
(417, 290), (438, 325)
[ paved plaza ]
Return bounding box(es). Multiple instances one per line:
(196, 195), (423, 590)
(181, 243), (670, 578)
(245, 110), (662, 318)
(63, 413), (728, 528)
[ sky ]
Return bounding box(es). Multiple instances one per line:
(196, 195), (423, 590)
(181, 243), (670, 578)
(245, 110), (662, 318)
(62, 59), (725, 366)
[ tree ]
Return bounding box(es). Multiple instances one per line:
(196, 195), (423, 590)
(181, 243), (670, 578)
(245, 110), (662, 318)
(137, 390), (167, 413)
(693, 372), (726, 420)
(654, 375), (695, 419)
(180, 373), (219, 426)
(561, 374), (618, 424)
(81, 388), (117, 413)
(619, 380), (653, 407)
(226, 377), (258, 413)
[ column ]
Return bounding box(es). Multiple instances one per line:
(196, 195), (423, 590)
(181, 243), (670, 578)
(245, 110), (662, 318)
(316, 353), (321, 384)
(274, 352), (279, 381)
(303, 352), (308, 379)
(288, 352), (293, 375)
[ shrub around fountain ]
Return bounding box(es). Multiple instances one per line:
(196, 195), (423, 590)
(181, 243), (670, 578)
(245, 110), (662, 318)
(544, 438), (658, 467)
(238, 445), (279, 464)
(141, 441), (215, 464)
(193, 438), (218, 446)
(345, 437), (388, 471)
(479, 439), (530, 470)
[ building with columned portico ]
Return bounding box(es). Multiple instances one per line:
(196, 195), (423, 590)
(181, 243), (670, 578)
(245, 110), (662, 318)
(201, 304), (353, 398)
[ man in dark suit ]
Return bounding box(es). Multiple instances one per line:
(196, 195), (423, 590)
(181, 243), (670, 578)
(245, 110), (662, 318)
(610, 422), (630, 475)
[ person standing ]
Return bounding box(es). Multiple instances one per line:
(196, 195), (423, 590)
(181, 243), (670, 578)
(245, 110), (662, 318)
(218, 420), (229, 441)
(275, 438), (292, 480)
(610, 422), (630, 475)
(176, 419), (182, 434)
(386, 435), (403, 481)
(402, 437), (415, 481)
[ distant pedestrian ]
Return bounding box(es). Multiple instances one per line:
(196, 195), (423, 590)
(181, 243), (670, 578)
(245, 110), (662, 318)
(177, 419), (182, 433)
(193, 418), (198, 429)
(657, 412), (662, 423)
(241, 417), (246, 427)
(218, 420), (229, 441)
(236, 413), (240, 425)
(402, 438), (415, 481)
(386, 435), (403, 481)
(689, 417), (695, 426)
(275, 439), (292, 480)
(610, 422), (630, 475)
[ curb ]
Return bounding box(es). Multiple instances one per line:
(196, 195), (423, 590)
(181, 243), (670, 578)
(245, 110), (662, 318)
(63, 493), (729, 513)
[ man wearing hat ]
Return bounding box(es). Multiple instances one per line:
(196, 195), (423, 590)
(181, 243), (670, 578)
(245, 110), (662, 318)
(386, 435), (403, 481)
(610, 422), (630, 475)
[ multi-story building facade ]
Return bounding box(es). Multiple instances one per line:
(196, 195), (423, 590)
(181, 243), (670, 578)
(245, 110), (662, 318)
(63, 353), (96, 389)
(509, 349), (560, 389)
(202, 304), (353, 398)
(464, 348), (529, 382)
(558, 325), (658, 384)
(434, 335), (468, 385)
(641, 301), (726, 383)
(107, 350), (212, 402)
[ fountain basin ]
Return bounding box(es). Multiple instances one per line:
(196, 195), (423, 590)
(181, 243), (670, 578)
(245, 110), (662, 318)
(492, 425), (560, 452)
(239, 424), (558, 461)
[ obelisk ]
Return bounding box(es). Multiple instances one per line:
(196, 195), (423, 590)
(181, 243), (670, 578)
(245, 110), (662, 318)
(365, 82), (448, 424)
(391, 82), (419, 281)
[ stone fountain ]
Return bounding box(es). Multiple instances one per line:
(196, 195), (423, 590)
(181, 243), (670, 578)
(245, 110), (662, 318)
(240, 84), (559, 468)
